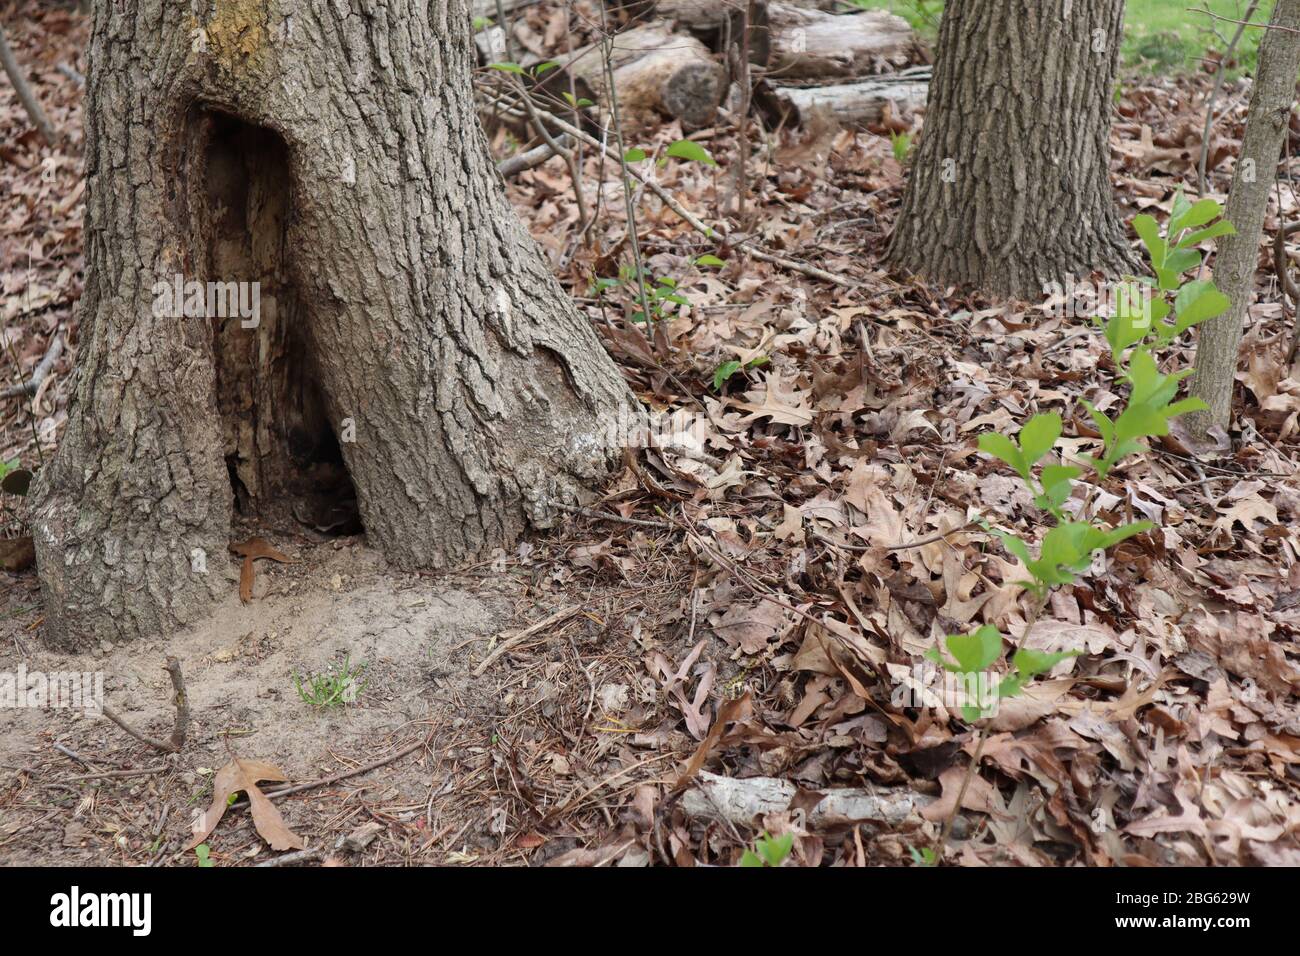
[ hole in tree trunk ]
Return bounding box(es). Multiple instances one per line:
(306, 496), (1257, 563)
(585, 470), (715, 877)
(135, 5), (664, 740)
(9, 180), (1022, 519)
(181, 108), (361, 539)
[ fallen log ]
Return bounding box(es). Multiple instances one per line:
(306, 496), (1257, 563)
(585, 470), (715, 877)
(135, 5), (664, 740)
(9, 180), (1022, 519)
(761, 66), (929, 128)
(609, 3), (915, 82)
(765, 3), (915, 79)
(470, 0), (536, 19)
(681, 770), (959, 832)
(562, 20), (726, 129)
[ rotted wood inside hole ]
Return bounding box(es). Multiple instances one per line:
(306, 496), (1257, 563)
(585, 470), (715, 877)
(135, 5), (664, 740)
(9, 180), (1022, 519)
(180, 108), (361, 538)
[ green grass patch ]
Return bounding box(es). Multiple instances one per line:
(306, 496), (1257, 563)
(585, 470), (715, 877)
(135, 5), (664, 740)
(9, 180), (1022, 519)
(847, 0), (1274, 74)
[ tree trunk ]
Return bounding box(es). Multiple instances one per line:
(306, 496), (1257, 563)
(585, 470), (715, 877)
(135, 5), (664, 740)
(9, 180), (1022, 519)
(886, 0), (1134, 299)
(32, 0), (635, 650)
(1188, 0), (1300, 438)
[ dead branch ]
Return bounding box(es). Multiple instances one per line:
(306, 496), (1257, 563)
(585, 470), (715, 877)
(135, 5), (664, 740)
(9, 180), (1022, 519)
(473, 604), (583, 675)
(0, 23), (57, 146)
(496, 134), (572, 178)
(229, 731), (435, 808)
(681, 770), (942, 829)
(0, 333), (63, 400)
(99, 656), (189, 754)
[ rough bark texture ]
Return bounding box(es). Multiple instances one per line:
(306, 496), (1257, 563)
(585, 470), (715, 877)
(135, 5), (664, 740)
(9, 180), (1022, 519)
(33, 0), (635, 649)
(886, 0), (1134, 299)
(1189, 0), (1300, 436)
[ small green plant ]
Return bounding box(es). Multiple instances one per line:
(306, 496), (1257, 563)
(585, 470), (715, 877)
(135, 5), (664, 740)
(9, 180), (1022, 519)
(928, 194), (1234, 857)
(294, 654), (368, 709)
(194, 843), (214, 867)
(976, 190), (1231, 600)
(712, 355), (770, 392)
(592, 265), (691, 326)
(908, 844), (937, 867)
(890, 130), (913, 164)
(740, 831), (794, 867)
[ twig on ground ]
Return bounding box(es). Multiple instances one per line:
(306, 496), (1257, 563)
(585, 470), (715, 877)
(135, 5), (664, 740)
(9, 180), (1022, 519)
(553, 501), (676, 530)
(473, 604), (582, 676)
(56, 62), (84, 86)
(255, 846), (324, 867)
(0, 23), (57, 145)
(497, 134), (572, 178)
(66, 765), (167, 782)
(0, 333), (63, 400)
(491, 97), (858, 289)
(230, 731), (435, 808)
(99, 657), (189, 754)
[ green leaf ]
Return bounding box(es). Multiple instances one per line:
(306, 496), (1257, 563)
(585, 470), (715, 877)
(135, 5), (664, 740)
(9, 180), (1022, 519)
(622, 147), (647, 163)
(1132, 214), (1167, 270)
(488, 62), (525, 74)
(1036, 464), (1081, 511)
(1173, 280), (1230, 329)
(532, 60), (560, 76)
(944, 625), (1003, 674)
(759, 832), (794, 866)
(1177, 220), (1235, 249)
(1169, 197), (1223, 236)
(1163, 247), (1202, 277)
(1165, 396), (1209, 418)
(978, 432), (1028, 481)
(664, 139), (718, 167)
(1018, 413), (1062, 467)
(713, 360), (742, 391)
(695, 254), (726, 268)
(1012, 647), (1081, 679)
(740, 850), (764, 867)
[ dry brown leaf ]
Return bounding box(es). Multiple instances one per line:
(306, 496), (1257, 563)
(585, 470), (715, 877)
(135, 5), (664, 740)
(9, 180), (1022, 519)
(229, 537), (293, 604)
(185, 757), (305, 852)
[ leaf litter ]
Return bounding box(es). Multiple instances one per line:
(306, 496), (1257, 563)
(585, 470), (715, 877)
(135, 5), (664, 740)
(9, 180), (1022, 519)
(1, 2), (1298, 866)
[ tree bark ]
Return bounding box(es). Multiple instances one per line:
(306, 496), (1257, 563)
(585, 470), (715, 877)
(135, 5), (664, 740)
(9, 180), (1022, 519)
(1188, 0), (1300, 437)
(32, 0), (635, 649)
(886, 0), (1134, 299)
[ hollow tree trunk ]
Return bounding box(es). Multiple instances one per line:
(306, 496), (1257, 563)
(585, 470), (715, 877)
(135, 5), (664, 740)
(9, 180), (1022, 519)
(886, 0), (1134, 299)
(32, 0), (635, 649)
(1188, 0), (1300, 438)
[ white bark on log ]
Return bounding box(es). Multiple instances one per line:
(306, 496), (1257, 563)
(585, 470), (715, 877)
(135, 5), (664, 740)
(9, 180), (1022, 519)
(765, 67), (929, 127)
(470, 0), (535, 19)
(681, 771), (935, 829)
(657, 0), (753, 32)
(564, 21), (726, 128)
(651, 0), (836, 30)
(766, 4), (914, 79)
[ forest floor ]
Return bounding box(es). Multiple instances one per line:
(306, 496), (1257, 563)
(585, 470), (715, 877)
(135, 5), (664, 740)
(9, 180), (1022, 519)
(2, 2), (1299, 867)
